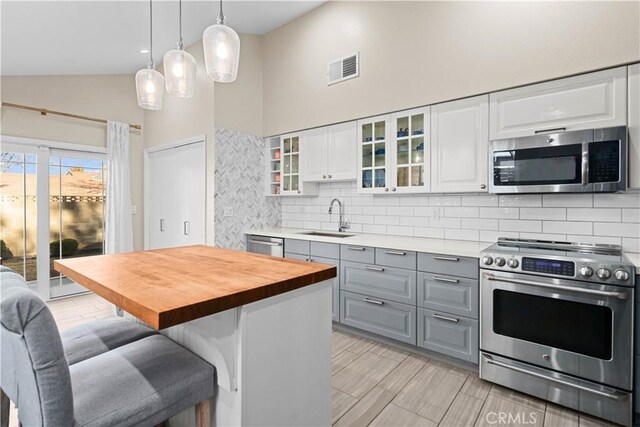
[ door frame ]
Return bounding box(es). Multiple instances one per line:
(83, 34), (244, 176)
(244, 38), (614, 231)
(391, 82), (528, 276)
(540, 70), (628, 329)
(143, 134), (206, 250)
(1, 135), (106, 300)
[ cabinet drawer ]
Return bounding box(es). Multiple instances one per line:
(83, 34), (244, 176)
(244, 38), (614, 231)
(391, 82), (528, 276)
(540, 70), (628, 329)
(417, 273), (479, 319)
(418, 308), (478, 363)
(341, 261), (416, 305)
(418, 252), (479, 279)
(310, 242), (340, 259)
(340, 245), (375, 264)
(315, 256), (340, 323)
(341, 291), (416, 345)
(285, 239), (310, 255)
(285, 252), (308, 261)
(375, 248), (417, 270)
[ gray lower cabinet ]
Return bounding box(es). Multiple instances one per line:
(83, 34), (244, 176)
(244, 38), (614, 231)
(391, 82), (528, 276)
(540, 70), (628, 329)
(341, 291), (416, 345)
(418, 252), (479, 280)
(341, 261), (416, 305)
(285, 252), (308, 261)
(417, 308), (479, 363)
(340, 245), (375, 264)
(315, 256), (340, 323)
(285, 239), (310, 255)
(417, 273), (479, 319)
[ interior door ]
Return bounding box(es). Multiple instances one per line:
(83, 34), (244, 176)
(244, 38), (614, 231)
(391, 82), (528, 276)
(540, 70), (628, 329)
(184, 141), (205, 245)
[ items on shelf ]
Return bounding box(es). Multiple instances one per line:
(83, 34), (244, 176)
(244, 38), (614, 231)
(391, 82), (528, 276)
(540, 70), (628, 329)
(275, 174), (281, 182)
(365, 137), (373, 142)
(274, 150), (281, 160)
(413, 129), (424, 135)
(375, 136), (385, 141)
(375, 147), (386, 155)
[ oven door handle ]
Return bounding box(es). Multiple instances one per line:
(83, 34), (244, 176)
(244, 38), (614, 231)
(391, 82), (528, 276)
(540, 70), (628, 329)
(484, 356), (623, 401)
(486, 275), (628, 300)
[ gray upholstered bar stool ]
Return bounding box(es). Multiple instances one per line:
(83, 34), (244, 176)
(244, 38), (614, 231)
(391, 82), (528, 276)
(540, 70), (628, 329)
(0, 284), (215, 427)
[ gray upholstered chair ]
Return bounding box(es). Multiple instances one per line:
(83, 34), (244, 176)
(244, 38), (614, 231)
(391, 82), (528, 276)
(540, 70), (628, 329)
(0, 278), (215, 426)
(0, 267), (157, 365)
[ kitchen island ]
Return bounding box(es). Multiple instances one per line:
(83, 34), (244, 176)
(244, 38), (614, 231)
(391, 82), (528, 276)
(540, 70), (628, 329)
(55, 245), (337, 427)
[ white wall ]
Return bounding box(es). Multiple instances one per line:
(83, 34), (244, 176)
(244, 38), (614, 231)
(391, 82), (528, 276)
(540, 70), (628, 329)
(262, 1), (640, 136)
(282, 183), (640, 253)
(0, 74), (145, 250)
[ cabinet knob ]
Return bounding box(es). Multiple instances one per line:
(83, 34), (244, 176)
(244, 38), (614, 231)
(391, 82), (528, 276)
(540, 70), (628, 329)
(480, 184), (486, 189)
(385, 188), (389, 192)
(297, 190), (301, 194)
(392, 187), (396, 192)
(322, 175), (326, 179)
(327, 175), (332, 179)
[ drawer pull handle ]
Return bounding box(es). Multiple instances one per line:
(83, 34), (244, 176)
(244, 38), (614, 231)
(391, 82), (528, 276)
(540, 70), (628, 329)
(347, 246), (366, 251)
(364, 298), (384, 305)
(433, 276), (459, 283)
(365, 266), (385, 272)
(434, 256), (459, 262)
(384, 250), (406, 256)
(534, 127), (566, 135)
(433, 313), (459, 323)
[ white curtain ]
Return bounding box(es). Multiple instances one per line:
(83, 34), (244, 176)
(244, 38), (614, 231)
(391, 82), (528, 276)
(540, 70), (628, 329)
(105, 121), (134, 254)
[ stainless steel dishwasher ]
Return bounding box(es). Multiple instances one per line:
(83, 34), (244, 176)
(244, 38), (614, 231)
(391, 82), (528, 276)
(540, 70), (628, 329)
(246, 235), (284, 257)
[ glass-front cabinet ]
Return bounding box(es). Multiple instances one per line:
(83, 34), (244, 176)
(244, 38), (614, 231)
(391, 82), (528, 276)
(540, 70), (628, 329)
(281, 134), (301, 195)
(391, 107), (430, 193)
(357, 108), (430, 194)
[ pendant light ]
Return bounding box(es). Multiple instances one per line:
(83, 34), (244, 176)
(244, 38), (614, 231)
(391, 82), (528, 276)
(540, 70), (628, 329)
(202, 0), (240, 83)
(135, 0), (164, 110)
(163, 0), (197, 97)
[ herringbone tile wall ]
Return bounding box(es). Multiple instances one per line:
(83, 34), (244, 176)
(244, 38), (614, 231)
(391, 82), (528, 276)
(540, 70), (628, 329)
(214, 129), (281, 250)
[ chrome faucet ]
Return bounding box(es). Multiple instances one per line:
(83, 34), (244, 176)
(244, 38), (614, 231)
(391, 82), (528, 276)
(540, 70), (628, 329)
(328, 198), (349, 232)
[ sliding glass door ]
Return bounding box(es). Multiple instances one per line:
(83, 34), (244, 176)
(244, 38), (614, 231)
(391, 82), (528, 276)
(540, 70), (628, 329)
(1, 141), (106, 299)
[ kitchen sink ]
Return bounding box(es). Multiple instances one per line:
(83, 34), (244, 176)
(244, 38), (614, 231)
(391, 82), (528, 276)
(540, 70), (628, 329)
(297, 231), (355, 238)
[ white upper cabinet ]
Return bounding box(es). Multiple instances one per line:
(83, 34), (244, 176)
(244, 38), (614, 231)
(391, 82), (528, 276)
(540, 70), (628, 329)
(490, 67), (628, 140)
(629, 63), (640, 189)
(390, 107), (430, 193)
(431, 95), (489, 193)
(301, 122), (357, 182)
(327, 122), (357, 181)
(279, 133), (318, 196)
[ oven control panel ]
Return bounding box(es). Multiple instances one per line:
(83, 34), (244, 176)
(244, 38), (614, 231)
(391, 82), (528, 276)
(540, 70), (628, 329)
(522, 257), (575, 276)
(480, 253), (635, 286)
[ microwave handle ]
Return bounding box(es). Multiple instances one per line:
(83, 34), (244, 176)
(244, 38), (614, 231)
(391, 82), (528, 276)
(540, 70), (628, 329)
(534, 127), (566, 134)
(581, 142), (589, 185)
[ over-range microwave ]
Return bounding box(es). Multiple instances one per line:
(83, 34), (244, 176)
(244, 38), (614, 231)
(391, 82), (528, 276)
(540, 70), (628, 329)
(489, 126), (628, 194)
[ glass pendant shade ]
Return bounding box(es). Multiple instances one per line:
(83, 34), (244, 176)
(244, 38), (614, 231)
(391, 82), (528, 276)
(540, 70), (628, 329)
(163, 49), (197, 97)
(202, 23), (240, 83)
(135, 67), (165, 110)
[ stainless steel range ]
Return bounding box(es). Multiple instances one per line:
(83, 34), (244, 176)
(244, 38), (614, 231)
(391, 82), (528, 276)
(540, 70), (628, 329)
(479, 238), (635, 426)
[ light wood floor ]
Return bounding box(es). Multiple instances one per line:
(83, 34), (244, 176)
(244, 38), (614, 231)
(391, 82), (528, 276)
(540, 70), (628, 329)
(9, 292), (619, 427)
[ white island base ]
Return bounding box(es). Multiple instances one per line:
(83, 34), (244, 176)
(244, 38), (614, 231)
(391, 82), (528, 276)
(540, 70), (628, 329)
(126, 280), (332, 426)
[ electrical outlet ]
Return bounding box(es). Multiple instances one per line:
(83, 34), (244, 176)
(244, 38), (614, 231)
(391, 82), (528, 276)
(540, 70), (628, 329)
(223, 207), (234, 217)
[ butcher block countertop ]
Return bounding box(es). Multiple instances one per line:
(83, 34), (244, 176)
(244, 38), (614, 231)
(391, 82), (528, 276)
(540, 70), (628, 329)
(54, 245), (337, 329)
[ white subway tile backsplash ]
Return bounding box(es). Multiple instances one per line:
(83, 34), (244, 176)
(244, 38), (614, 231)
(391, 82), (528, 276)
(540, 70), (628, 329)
(375, 216), (400, 226)
(461, 218), (499, 231)
(445, 229), (480, 241)
(520, 208), (566, 221)
(499, 195), (542, 207)
(594, 193), (640, 208)
(280, 182), (639, 249)
(386, 226), (414, 236)
(543, 194), (593, 207)
(622, 209), (640, 223)
(479, 207), (519, 219)
(444, 207), (480, 218)
(414, 227), (445, 239)
(544, 221), (593, 236)
(461, 195), (499, 207)
(622, 238), (640, 253)
(430, 195), (461, 206)
(363, 224), (387, 234)
(567, 208), (621, 223)
(500, 220), (542, 233)
(594, 222), (640, 237)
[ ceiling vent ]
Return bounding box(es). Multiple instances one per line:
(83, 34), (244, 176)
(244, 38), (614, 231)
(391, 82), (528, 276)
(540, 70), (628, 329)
(327, 52), (359, 86)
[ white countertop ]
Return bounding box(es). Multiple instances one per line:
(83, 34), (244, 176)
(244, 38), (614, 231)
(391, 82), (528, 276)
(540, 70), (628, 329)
(245, 227), (640, 275)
